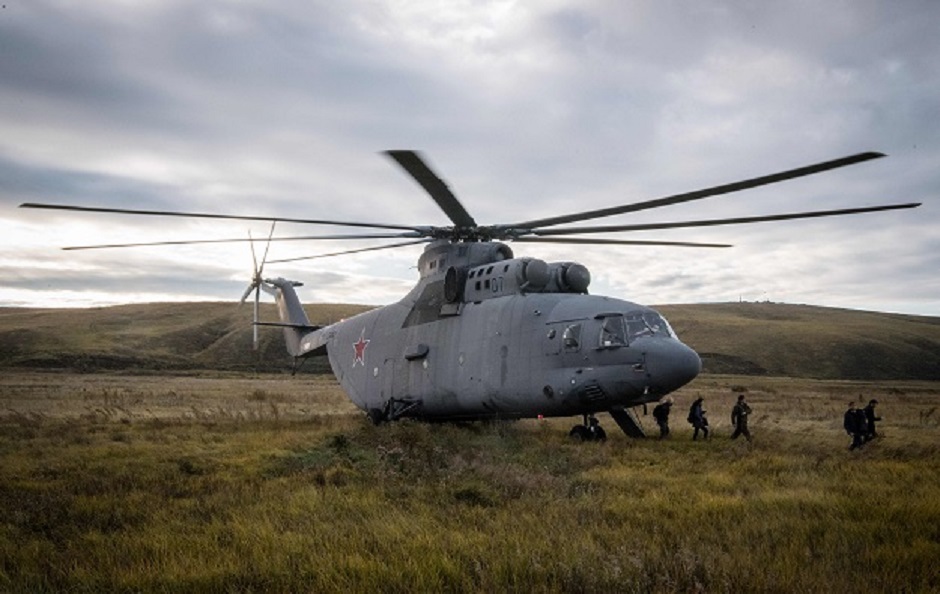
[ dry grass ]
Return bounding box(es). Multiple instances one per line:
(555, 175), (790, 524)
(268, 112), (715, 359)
(1, 371), (938, 593)
(0, 371), (356, 420)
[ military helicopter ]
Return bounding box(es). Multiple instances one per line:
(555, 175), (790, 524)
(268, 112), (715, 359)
(20, 150), (920, 439)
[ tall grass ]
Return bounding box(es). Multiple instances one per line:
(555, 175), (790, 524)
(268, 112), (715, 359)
(1, 372), (938, 592)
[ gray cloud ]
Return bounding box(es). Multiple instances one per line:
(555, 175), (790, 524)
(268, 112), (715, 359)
(0, 155), (185, 210)
(0, 1), (937, 315)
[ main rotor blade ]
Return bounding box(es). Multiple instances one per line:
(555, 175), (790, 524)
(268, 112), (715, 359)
(529, 202), (922, 236)
(512, 151), (887, 230)
(514, 237), (732, 248)
(19, 202), (421, 232)
(61, 232), (423, 250)
(267, 239), (433, 263)
(385, 150), (477, 228)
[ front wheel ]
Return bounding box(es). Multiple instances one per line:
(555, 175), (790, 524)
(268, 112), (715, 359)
(569, 424), (590, 441)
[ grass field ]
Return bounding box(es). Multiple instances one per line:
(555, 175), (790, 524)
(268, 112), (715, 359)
(1, 371), (938, 592)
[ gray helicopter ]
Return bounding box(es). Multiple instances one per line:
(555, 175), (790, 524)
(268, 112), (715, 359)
(21, 150), (920, 439)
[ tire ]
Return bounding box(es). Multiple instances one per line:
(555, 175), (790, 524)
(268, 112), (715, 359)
(569, 425), (590, 441)
(367, 408), (385, 425)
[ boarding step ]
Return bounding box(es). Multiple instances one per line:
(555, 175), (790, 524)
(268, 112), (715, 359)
(608, 405), (646, 438)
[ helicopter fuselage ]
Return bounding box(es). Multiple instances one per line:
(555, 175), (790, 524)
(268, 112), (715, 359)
(273, 240), (700, 424)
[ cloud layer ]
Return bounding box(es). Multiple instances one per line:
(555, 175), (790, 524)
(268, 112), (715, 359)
(1, 1), (937, 315)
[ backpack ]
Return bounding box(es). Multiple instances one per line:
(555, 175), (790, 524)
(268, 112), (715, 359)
(653, 403), (666, 422)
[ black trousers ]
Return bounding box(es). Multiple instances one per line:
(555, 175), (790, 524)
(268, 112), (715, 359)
(693, 424), (708, 440)
(731, 424), (751, 441)
(850, 432), (865, 450)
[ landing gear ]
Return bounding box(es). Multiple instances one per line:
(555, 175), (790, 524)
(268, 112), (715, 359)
(569, 415), (607, 442)
(367, 398), (423, 425)
(367, 408), (386, 425)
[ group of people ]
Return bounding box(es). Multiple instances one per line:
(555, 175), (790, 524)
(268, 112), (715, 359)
(651, 394), (753, 441)
(651, 393), (884, 449)
(844, 399), (881, 449)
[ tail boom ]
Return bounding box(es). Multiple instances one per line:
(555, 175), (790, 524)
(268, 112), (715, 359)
(262, 277), (328, 358)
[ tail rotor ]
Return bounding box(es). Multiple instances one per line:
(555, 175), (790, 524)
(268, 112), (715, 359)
(240, 222), (276, 350)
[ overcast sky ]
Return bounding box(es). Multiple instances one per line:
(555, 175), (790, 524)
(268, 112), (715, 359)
(1, 1), (938, 316)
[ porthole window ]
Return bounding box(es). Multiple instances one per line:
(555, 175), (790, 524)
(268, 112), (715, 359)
(563, 323), (582, 352)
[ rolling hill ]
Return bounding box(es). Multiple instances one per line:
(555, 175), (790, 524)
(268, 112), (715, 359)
(1, 301), (938, 380)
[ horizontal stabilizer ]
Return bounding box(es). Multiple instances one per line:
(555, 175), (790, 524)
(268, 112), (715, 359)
(254, 321), (322, 332)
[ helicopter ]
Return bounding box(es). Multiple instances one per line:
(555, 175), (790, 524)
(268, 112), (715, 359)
(20, 150), (920, 439)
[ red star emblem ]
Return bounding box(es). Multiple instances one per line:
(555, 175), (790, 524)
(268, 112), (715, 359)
(353, 328), (370, 366)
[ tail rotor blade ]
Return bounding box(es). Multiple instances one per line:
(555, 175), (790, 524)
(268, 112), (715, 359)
(258, 221), (276, 277)
(248, 229), (259, 277)
(252, 285), (261, 351)
(241, 229), (262, 306)
(241, 226), (270, 349)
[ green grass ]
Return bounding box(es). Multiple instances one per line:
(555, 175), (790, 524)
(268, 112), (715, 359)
(1, 372), (939, 592)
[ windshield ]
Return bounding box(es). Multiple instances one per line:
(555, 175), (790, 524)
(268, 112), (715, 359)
(625, 311), (676, 341)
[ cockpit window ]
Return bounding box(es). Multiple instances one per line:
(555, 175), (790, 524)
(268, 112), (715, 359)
(598, 315), (627, 348)
(626, 312), (676, 341)
(563, 323), (582, 352)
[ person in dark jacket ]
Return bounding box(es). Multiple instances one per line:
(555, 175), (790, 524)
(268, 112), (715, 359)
(652, 398), (673, 439)
(730, 394), (752, 441)
(863, 399), (882, 440)
(688, 397), (709, 440)
(844, 401), (867, 450)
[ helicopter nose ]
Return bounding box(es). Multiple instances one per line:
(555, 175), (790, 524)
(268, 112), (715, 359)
(643, 339), (701, 393)
(670, 341), (702, 388)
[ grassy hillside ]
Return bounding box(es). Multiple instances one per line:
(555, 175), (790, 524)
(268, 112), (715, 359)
(1, 301), (939, 380)
(0, 302), (372, 374)
(658, 302), (940, 380)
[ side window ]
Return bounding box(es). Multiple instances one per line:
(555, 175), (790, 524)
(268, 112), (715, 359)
(599, 316), (626, 348)
(563, 323), (582, 352)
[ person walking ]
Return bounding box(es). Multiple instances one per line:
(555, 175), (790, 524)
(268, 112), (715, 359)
(844, 401), (866, 450)
(730, 394), (752, 441)
(652, 398), (673, 439)
(863, 399), (882, 440)
(688, 397), (709, 440)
